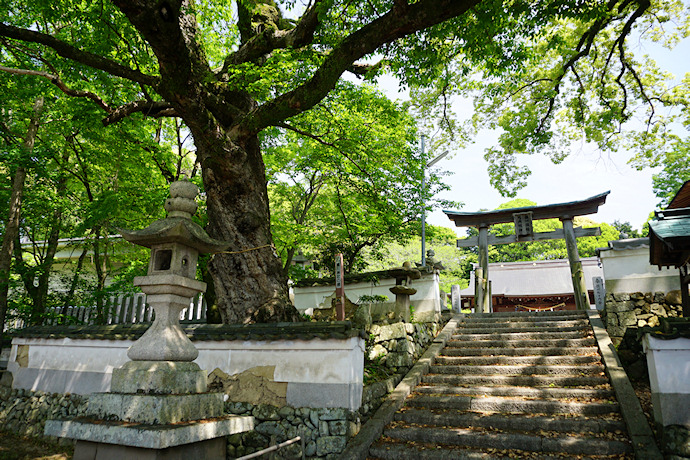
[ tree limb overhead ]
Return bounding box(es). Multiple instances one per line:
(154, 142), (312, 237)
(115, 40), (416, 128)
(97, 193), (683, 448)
(0, 23), (159, 87)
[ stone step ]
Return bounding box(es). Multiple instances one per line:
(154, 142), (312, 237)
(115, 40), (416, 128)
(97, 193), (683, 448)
(405, 395), (619, 415)
(434, 354), (601, 366)
(414, 384), (614, 399)
(445, 337), (596, 348)
(395, 409), (626, 433)
(466, 310), (588, 319)
(459, 319), (590, 329)
(382, 426), (632, 456)
(440, 346), (599, 357)
(429, 363), (604, 376)
(423, 373), (609, 387)
(451, 330), (589, 340)
(369, 442), (610, 460)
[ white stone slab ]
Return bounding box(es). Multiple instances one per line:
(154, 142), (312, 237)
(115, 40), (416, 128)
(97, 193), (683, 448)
(45, 415), (254, 449)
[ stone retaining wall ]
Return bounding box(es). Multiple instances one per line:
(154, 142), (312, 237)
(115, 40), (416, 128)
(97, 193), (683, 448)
(225, 402), (358, 459)
(0, 385), (357, 459)
(602, 290), (684, 347)
(367, 321), (441, 374)
(0, 386), (87, 439)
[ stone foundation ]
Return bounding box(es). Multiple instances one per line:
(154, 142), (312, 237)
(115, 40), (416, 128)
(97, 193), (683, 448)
(366, 321), (441, 374)
(0, 385), (359, 459)
(602, 290), (684, 347)
(661, 425), (690, 458)
(225, 403), (359, 459)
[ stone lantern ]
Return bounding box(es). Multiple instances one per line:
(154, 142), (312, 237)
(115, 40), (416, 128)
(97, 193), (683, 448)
(45, 179), (254, 459)
(116, 179), (227, 367)
(110, 179), (230, 393)
(388, 261), (421, 322)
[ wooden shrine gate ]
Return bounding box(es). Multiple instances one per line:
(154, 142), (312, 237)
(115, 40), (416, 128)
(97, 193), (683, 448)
(444, 192), (609, 313)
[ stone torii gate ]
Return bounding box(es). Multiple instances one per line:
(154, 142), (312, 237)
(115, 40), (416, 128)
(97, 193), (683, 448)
(444, 192), (609, 312)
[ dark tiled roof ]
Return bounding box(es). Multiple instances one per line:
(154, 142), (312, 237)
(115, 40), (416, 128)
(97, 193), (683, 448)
(294, 269), (393, 288)
(649, 208), (690, 267)
(11, 321), (366, 341)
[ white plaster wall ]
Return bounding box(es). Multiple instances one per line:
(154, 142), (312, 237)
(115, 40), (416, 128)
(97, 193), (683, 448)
(293, 272), (442, 319)
(7, 335), (364, 409)
(643, 335), (690, 395)
(599, 247), (680, 293)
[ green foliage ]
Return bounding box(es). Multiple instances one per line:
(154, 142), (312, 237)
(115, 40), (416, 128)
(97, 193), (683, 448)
(265, 82), (453, 275)
(398, 0), (690, 196)
(357, 294), (388, 304)
(612, 220), (642, 239)
(2, 0), (687, 325)
(652, 138), (690, 208)
(364, 224), (470, 293)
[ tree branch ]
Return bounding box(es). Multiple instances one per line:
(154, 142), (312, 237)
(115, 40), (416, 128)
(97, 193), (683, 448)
(102, 100), (177, 125)
(0, 23), (159, 87)
(0, 65), (112, 112)
(239, 0), (482, 136)
(222, 0), (323, 71)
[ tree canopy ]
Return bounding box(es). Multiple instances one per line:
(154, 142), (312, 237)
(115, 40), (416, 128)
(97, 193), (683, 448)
(652, 138), (690, 207)
(1, 0), (686, 324)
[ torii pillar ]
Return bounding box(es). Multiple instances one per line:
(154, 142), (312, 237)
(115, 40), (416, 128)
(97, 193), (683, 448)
(477, 224), (491, 313)
(562, 216), (589, 311)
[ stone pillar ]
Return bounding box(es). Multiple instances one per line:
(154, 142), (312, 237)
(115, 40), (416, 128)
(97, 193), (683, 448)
(562, 216), (589, 310)
(593, 276), (606, 310)
(451, 284), (461, 313)
(477, 225), (490, 313)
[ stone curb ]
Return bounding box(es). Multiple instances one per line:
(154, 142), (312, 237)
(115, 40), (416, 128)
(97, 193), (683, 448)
(395, 409), (627, 433)
(337, 315), (462, 460)
(422, 373), (607, 387)
(445, 337), (596, 348)
(587, 310), (664, 460)
(414, 384), (613, 399)
(443, 346), (597, 356)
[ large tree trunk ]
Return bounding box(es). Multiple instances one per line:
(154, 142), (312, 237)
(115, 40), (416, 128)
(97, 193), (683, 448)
(199, 132), (300, 324)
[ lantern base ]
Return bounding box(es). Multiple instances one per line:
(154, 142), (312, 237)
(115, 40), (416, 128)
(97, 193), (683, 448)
(111, 361), (208, 394)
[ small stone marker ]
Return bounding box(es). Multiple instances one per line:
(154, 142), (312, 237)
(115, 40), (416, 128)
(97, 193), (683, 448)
(593, 276), (606, 310)
(335, 253), (345, 320)
(451, 284), (462, 313)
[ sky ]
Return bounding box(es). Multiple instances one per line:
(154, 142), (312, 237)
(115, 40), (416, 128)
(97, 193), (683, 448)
(374, 31), (690, 235)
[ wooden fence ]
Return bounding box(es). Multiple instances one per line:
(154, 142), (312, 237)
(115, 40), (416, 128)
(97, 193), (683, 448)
(31, 293), (207, 327)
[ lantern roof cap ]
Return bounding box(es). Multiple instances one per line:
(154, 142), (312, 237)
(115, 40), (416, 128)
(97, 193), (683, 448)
(120, 180), (230, 254)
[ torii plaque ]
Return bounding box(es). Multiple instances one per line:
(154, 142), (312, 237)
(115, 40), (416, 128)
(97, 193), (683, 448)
(444, 191), (609, 312)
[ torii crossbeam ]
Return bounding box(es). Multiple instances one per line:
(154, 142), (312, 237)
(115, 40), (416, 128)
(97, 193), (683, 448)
(444, 191), (610, 312)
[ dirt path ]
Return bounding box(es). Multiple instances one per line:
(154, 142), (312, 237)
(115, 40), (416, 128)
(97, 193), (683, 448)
(0, 431), (72, 460)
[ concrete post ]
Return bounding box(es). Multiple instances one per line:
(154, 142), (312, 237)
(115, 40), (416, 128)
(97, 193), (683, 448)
(562, 217), (589, 310)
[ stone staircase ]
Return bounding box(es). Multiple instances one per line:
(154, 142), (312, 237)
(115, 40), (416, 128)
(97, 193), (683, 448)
(368, 310), (634, 459)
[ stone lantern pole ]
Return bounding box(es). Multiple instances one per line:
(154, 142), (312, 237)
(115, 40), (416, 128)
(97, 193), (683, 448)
(45, 180), (253, 459)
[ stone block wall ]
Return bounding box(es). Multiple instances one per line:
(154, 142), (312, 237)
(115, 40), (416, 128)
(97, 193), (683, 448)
(0, 385), (358, 459)
(602, 290), (684, 347)
(226, 402), (359, 459)
(0, 386), (88, 438)
(366, 321), (441, 375)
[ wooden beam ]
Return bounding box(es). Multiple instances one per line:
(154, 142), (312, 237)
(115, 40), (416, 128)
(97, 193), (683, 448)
(456, 227), (602, 248)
